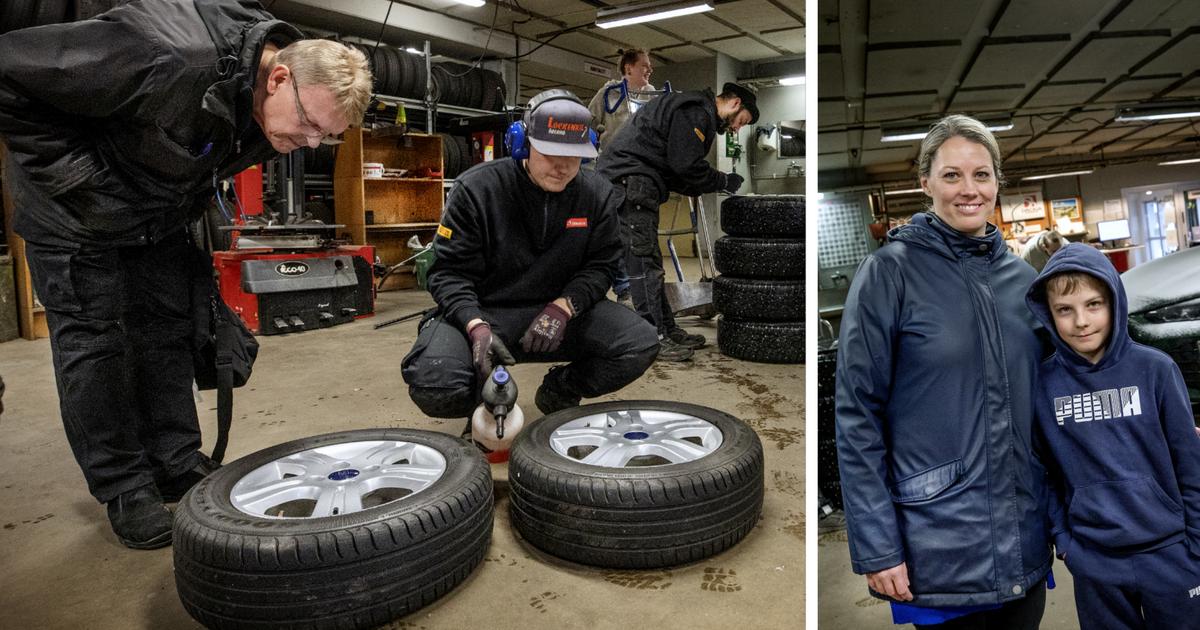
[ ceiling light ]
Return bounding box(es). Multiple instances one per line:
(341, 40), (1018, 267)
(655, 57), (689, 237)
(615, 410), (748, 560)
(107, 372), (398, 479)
(449, 0), (486, 7)
(1020, 170), (1094, 181)
(884, 188), (924, 196)
(879, 117), (1014, 143)
(405, 47), (423, 55)
(596, 0), (714, 29)
(778, 75), (805, 86)
(1116, 101), (1200, 122)
(1158, 157), (1200, 166)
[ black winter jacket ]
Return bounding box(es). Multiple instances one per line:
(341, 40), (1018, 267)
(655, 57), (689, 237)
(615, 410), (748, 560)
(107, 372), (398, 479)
(0, 0), (300, 246)
(428, 159), (623, 330)
(835, 213), (1053, 607)
(596, 89), (728, 203)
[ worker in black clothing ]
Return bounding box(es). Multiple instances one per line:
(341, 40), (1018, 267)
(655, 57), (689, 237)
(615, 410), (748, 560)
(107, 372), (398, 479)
(402, 90), (659, 428)
(0, 0), (372, 549)
(597, 82), (758, 361)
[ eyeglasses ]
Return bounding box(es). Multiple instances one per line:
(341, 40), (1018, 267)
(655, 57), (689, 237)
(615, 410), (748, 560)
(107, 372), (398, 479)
(289, 75), (341, 146)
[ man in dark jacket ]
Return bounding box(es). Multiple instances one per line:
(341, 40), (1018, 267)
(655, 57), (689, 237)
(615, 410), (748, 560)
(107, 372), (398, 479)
(596, 82), (757, 361)
(0, 0), (372, 549)
(402, 90), (658, 429)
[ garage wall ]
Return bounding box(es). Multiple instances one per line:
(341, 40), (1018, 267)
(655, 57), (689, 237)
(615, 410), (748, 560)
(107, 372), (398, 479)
(749, 84), (804, 194)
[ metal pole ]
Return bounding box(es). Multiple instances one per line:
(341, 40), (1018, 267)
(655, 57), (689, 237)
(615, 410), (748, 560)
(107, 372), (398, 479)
(424, 39), (434, 134)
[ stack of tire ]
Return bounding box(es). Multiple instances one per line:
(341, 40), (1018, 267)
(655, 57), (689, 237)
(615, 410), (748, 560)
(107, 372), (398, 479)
(816, 346), (842, 509)
(346, 42), (429, 100)
(432, 62), (506, 110)
(713, 194), (805, 364)
(439, 133), (473, 179)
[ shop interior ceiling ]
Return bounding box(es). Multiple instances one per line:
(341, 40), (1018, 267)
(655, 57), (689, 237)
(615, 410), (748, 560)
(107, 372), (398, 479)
(267, 0), (804, 103)
(818, 0), (1200, 192)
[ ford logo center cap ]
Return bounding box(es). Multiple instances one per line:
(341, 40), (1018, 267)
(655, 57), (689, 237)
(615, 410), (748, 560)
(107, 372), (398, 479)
(276, 261), (309, 276)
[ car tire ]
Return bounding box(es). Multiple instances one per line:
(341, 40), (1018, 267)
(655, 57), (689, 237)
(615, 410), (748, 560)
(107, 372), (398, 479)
(509, 401), (764, 569)
(720, 194), (804, 237)
(717, 317), (804, 364)
(713, 276), (804, 321)
(713, 236), (804, 278)
(173, 429), (493, 630)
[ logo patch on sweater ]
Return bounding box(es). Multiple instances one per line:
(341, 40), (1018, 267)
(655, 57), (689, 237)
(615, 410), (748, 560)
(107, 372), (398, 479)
(566, 217), (588, 229)
(437, 224), (453, 239)
(1053, 386), (1141, 426)
(1190, 584), (1200, 598)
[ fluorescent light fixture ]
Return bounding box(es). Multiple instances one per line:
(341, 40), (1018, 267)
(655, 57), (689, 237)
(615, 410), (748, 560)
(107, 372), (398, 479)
(884, 188), (924, 196)
(1115, 101), (1200, 122)
(1158, 157), (1200, 166)
(1020, 170), (1093, 181)
(405, 47), (423, 55)
(880, 117), (1013, 143)
(596, 0), (714, 29)
(778, 75), (805, 86)
(449, 0), (486, 7)
(879, 130), (929, 142)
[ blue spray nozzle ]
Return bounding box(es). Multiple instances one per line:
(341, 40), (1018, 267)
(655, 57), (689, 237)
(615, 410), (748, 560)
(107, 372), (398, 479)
(492, 366), (510, 384)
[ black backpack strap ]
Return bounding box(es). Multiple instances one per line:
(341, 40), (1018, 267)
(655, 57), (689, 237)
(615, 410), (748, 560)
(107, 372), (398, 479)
(210, 298), (235, 464)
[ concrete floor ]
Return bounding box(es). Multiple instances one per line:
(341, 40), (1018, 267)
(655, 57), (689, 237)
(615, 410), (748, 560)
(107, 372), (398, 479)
(0, 287), (804, 629)
(817, 523), (1081, 628)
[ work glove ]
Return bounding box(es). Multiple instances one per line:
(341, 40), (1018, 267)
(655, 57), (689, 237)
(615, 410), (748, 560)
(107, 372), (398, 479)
(520, 302), (571, 353)
(723, 172), (744, 194)
(468, 322), (515, 383)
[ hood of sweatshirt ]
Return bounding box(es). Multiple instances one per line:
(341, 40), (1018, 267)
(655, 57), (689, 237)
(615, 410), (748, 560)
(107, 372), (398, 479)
(1025, 243), (1131, 371)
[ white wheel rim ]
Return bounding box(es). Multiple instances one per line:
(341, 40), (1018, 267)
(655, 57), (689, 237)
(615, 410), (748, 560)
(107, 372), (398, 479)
(548, 410), (723, 467)
(230, 440), (446, 519)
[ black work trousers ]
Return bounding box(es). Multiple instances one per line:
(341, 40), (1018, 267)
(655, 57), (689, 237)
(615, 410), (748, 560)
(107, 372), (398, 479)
(616, 185), (676, 336)
(23, 228), (204, 504)
(402, 301), (658, 418)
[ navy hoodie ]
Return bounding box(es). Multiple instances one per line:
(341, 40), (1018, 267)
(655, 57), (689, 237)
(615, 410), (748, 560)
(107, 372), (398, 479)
(1025, 243), (1200, 558)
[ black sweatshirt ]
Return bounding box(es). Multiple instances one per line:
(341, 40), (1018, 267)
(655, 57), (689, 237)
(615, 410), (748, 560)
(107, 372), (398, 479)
(428, 159), (623, 330)
(596, 88), (727, 203)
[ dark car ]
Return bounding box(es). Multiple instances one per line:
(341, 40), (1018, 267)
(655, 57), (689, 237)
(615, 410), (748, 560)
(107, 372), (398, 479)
(1122, 246), (1200, 423)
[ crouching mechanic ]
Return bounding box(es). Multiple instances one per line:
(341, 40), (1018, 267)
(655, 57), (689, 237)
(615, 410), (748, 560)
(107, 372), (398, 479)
(0, 0), (371, 549)
(402, 90), (659, 433)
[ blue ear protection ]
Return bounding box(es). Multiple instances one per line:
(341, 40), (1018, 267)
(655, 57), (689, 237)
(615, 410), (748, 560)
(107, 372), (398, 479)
(505, 89), (600, 163)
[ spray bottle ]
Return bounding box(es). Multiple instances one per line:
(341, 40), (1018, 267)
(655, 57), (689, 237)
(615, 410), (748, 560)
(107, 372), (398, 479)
(471, 366), (524, 463)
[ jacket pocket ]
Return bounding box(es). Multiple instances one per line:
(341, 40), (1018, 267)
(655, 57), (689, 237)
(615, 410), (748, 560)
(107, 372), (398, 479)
(1067, 477), (1184, 549)
(890, 459), (963, 504)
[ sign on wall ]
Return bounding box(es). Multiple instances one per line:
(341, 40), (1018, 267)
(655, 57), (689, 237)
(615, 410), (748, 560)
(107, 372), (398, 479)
(1000, 188), (1046, 222)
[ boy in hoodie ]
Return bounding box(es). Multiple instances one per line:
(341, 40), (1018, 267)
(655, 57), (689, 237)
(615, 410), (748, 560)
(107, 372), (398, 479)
(1025, 243), (1200, 628)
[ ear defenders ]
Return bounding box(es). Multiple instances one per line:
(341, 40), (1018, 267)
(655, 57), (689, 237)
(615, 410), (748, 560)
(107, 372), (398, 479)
(505, 88), (600, 163)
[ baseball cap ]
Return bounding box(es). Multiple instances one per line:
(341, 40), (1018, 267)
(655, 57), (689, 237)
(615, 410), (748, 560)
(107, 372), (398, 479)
(722, 82), (760, 124)
(527, 93), (598, 159)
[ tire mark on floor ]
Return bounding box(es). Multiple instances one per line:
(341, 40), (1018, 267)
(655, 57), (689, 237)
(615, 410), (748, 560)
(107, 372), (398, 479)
(603, 570), (673, 590)
(529, 591), (560, 613)
(3, 513), (54, 531)
(700, 567), (743, 593)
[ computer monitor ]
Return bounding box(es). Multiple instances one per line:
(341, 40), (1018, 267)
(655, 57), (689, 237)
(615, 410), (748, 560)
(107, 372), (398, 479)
(1097, 219), (1131, 243)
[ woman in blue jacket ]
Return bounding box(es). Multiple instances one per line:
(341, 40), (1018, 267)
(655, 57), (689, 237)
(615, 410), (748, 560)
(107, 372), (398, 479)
(835, 115), (1053, 628)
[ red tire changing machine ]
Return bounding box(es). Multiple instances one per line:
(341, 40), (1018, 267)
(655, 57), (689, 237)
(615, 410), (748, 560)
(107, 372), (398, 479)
(216, 159), (375, 335)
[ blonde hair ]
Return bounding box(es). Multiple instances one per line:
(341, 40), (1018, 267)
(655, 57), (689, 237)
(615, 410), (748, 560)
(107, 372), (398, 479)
(275, 40), (372, 125)
(918, 114), (1005, 188)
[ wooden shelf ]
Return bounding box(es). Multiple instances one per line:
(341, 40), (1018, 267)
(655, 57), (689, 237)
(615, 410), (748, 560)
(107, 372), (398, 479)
(366, 222), (439, 230)
(364, 177), (444, 183)
(335, 128), (443, 289)
(2, 143), (49, 340)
